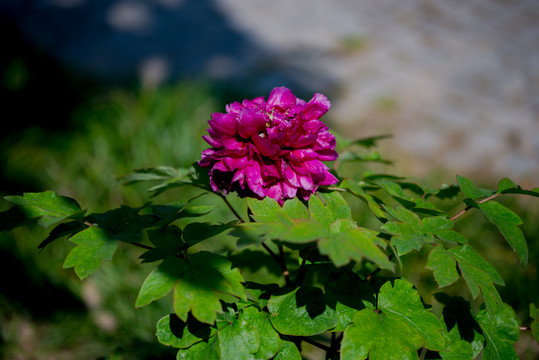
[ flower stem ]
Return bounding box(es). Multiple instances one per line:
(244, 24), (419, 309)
(450, 193), (502, 221)
(261, 242), (292, 287)
(279, 245), (292, 287)
(218, 193), (245, 223)
(302, 337), (331, 352)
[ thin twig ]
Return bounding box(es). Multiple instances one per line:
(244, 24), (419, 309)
(129, 242), (154, 251)
(419, 347), (427, 360)
(450, 193), (502, 221)
(295, 256), (307, 286)
(302, 337), (331, 352)
(218, 193), (245, 223)
(279, 245), (292, 287)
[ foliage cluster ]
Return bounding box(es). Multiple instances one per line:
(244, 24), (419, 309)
(2, 130), (538, 359)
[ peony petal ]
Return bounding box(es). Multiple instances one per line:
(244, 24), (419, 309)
(202, 135), (223, 148)
(266, 183), (284, 205)
(210, 112), (237, 136)
(252, 133), (279, 157)
(314, 171), (339, 186)
(282, 181), (298, 199)
(267, 86), (297, 111)
(237, 108), (267, 139)
(302, 93), (330, 121)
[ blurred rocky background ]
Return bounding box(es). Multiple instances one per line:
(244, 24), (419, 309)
(2, 0), (538, 183)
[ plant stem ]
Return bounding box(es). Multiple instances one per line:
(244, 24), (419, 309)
(295, 256), (307, 286)
(261, 242), (291, 286)
(302, 337), (331, 352)
(279, 245), (292, 287)
(450, 193), (502, 221)
(218, 193), (245, 223)
(129, 242), (154, 251)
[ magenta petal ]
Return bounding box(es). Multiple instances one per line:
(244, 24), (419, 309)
(316, 171), (339, 186)
(200, 86), (338, 205)
(266, 183), (284, 205)
(252, 134), (279, 157)
(237, 108), (267, 139)
(210, 112), (237, 136)
(282, 181), (297, 198)
(303, 93), (330, 120)
(267, 87), (297, 110)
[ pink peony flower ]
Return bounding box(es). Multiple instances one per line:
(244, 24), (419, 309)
(199, 86), (338, 205)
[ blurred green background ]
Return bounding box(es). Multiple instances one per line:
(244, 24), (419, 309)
(1, 11), (538, 360)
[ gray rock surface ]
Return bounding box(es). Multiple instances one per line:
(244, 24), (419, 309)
(2, 0), (538, 183)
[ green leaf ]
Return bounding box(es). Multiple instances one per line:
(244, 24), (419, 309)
(456, 175), (494, 200)
(448, 245), (504, 317)
(136, 257), (186, 307)
(281, 197), (309, 219)
(351, 134), (392, 148)
(216, 312), (259, 360)
(0, 206), (38, 232)
(341, 309), (423, 360)
(173, 265), (228, 324)
(272, 340), (301, 360)
(325, 277), (376, 331)
(4, 191), (84, 227)
(478, 201), (528, 265)
(434, 230), (468, 244)
(279, 220), (327, 244)
(530, 303), (538, 343)
(496, 178), (539, 197)
(427, 246), (459, 288)
(176, 335), (220, 360)
(340, 179), (386, 220)
(156, 313), (216, 349)
(310, 191), (352, 228)
(440, 339), (474, 360)
(240, 306), (282, 360)
(173, 252), (245, 324)
(475, 303), (519, 360)
(318, 223), (393, 269)
(119, 166), (190, 184)
(192, 252), (247, 302)
(382, 207), (453, 256)
(139, 226), (184, 263)
(341, 279), (445, 360)
(38, 221), (86, 249)
(63, 226), (118, 280)
(182, 222), (233, 247)
(378, 279), (445, 350)
(373, 179), (416, 208)
(247, 197), (289, 224)
(268, 287), (338, 336)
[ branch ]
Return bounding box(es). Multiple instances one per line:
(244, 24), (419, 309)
(450, 193), (502, 221)
(218, 193), (245, 223)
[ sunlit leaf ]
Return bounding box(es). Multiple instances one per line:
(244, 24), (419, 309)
(341, 279), (445, 360)
(268, 287), (338, 336)
(156, 313), (216, 349)
(4, 191), (84, 227)
(475, 303), (519, 360)
(426, 245), (459, 288)
(448, 245), (504, 317)
(63, 226), (118, 280)
(478, 201), (528, 265)
(136, 257), (186, 307)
